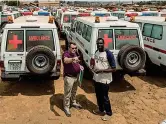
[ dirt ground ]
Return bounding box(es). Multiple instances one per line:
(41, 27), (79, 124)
(0, 40), (166, 124)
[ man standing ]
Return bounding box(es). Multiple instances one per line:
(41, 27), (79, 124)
(92, 38), (116, 121)
(62, 42), (82, 117)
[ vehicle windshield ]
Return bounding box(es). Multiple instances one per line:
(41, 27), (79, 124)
(98, 29), (140, 50)
(26, 30), (55, 51)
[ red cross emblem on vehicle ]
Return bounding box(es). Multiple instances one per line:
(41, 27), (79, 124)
(103, 34), (112, 48)
(9, 35), (22, 49)
(64, 17), (69, 22)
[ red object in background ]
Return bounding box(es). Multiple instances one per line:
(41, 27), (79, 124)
(63, 16), (69, 22)
(112, 8), (118, 11)
(21, 12), (33, 16)
(78, 13), (91, 17)
(125, 13), (138, 17)
(9, 35), (22, 49)
(103, 34), (112, 48)
(35, 8), (39, 11)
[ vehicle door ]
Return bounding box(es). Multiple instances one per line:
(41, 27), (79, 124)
(75, 22), (93, 66)
(25, 29), (56, 72)
(114, 28), (141, 69)
(142, 23), (161, 66)
(151, 25), (165, 66)
(4, 29), (26, 72)
(70, 20), (77, 42)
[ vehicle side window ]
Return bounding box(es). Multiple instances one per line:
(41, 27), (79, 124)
(82, 24), (88, 39)
(151, 25), (163, 40)
(78, 22), (84, 35)
(86, 26), (92, 42)
(143, 23), (163, 40)
(98, 29), (113, 50)
(143, 23), (153, 37)
(76, 21), (80, 33)
(6, 30), (24, 52)
(71, 21), (76, 32)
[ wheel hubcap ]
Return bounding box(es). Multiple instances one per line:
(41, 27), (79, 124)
(126, 51), (141, 68)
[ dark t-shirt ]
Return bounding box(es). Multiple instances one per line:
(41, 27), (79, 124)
(62, 51), (80, 76)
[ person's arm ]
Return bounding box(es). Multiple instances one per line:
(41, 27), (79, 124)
(64, 57), (74, 64)
(95, 68), (116, 74)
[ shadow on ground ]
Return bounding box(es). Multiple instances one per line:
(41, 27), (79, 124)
(138, 66), (166, 88)
(109, 79), (136, 92)
(0, 78), (55, 96)
(50, 94), (97, 114)
(80, 78), (135, 93)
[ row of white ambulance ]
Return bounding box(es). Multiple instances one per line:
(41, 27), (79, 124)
(0, 6), (166, 81)
(55, 7), (166, 79)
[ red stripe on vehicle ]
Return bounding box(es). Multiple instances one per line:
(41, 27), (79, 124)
(144, 44), (166, 54)
(144, 44), (153, 49)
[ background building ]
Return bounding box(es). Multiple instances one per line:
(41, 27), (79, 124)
(21, 0), (60, 7)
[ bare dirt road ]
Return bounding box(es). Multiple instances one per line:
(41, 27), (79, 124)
(0, 40), (166, 124)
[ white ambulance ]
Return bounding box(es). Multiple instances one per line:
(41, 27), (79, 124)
(67, 16), (146, 78)
(0, 16), (61, 81)
(56, 10), (78, 36)
(126, 16), (166, 71)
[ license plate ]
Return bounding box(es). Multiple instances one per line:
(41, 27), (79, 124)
(9, 62), (21, 71)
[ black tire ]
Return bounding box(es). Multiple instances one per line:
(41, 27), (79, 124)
(118, 45), (146, 73)
(26, 45), (55, 75)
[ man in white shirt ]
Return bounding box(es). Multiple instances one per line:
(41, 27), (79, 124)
(93, 38), (116, 121)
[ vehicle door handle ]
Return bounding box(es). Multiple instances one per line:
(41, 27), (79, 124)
(17, 54), (23, 56)
(85, 49), (88, 54)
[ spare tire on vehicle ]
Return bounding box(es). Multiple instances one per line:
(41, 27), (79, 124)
(118, 45), (146, 73)
(26, 45), (55, 75)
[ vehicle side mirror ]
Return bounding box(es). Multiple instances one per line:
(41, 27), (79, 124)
(71, 27), (75, 32)
(0, 29), (4, 34)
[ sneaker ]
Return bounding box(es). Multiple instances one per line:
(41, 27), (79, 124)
(101, 114), (111, 121)
(71, 102), (82, 109)
(64, 108), (71, 117)
(92, 109), (105, 116)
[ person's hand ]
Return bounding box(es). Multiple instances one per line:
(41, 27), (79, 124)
(94, 69), (102, 74)
(80, 65), (84, 70)
(72, 57), (80, 63)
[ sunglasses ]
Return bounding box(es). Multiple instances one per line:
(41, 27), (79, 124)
(71, 47), (77, 50)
